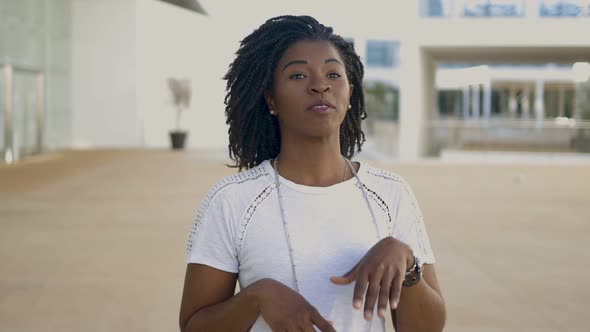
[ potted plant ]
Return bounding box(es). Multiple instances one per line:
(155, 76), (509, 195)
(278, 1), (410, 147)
(168, 77), (191, 149)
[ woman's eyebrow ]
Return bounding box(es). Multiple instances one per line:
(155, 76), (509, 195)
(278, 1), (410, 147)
(325, 58), (343, 67)
(282, 60), (307, 71)
(281, 58), (344, 72)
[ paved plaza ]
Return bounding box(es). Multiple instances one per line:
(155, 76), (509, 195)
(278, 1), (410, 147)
(1, 149), (589, 331)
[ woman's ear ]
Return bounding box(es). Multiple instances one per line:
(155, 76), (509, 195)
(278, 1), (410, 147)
(264, 90), (276, 115)
(349, 84), (354, 99)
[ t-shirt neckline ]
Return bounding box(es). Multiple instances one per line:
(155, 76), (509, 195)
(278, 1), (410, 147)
(262, 159), (365, 195)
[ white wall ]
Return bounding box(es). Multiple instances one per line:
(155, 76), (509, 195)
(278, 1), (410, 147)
(70, 0), (590, 156)
(136, 0), (228, 149)
(71, 0), (138, 148)
(71, 0), (229, 150)
(68, 0), (408, 150)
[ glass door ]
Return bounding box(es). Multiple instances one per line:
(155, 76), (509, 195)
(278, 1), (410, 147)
(1, 64), (44, 163)
(14, 71), (42, 159)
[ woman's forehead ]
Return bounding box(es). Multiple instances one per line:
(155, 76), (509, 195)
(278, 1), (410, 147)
(278, 40), (343, 66)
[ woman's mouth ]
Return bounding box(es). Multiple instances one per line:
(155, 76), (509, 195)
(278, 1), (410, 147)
(308, 105), (335, 113)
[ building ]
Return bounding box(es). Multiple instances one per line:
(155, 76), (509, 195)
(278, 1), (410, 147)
(352, 0), (590, 158)
(2, 0), (590, 163)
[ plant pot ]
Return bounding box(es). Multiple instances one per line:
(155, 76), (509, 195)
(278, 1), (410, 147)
(169, 131), (188, 150)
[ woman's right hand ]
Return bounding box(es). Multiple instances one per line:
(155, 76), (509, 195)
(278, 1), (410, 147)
(250, 278), (336, 332)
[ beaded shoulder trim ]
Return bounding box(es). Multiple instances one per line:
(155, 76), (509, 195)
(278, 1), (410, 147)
(365, 166), (405, 184)
(235, 183), (277, 258)
(357, 182), (393, 236)
(185, 164), (271, 261)
(365, 166), (433, 262)
(364, 165), (424, 229)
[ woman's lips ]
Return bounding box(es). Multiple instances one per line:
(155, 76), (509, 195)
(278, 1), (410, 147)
(308, 105), (335, 113)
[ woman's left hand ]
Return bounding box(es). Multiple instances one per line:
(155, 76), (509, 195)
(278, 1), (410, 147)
(330, 236), (414, 320)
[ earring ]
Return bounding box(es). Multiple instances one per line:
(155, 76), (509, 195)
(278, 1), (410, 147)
(270, 109), (276, 115)
(347, 104), (352, 110)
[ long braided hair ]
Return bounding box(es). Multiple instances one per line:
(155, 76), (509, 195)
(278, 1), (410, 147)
(224, 15), (366, 171)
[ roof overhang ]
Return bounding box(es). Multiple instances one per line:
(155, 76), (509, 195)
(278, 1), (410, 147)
(426, 46), (590, 64)
(157, 0), (207, 15)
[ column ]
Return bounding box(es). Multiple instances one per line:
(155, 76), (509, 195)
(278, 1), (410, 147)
(522, 85), (530, 120)
(398, 46), (435, 160)
(534, 79), (545, 129)
(462, 85), (470, 119)
(471, 83), (480, 119)
(483, 82), (492, 121)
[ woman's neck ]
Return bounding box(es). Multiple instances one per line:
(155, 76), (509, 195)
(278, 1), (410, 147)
(274, 139), (355, 187)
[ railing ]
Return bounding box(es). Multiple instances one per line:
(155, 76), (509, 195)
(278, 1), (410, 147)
(426, 118), (590, 154)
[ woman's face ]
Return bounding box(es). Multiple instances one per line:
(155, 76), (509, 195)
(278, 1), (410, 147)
(265, 40), (353, 140)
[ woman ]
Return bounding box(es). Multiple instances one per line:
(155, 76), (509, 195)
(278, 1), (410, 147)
(179, 15), (445, 332)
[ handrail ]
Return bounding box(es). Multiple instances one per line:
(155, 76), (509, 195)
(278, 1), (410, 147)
(426, 118), (590, 129)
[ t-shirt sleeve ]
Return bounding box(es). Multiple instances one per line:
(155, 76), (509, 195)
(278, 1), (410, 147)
(392, 179), (436, 265)
(185, 191), (239, 273)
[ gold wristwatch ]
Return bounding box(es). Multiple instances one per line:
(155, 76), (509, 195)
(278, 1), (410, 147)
(402, 256), (422, 287)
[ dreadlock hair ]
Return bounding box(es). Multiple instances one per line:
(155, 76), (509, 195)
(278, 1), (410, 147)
(224, 15), (366, 171)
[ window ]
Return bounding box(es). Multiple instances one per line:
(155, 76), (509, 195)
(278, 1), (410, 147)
(421, 0), (452, 17)
(364, 81), (399, 121)
(366, 41), (399, 68)
(540, 0), (590, 17)
(462, 0), (525, 17)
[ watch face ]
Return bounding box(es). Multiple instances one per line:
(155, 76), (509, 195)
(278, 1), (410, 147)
(403, 273), (420, 287)
(403, 256), (422, 287)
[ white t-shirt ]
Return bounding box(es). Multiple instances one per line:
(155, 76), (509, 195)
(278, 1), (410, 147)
(185, 159), (435, 332)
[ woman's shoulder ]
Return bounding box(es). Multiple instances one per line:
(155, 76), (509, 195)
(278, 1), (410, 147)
(360, 161), (410, 188)
(201, 160), (275, 205)
(359, 162), (419, 206)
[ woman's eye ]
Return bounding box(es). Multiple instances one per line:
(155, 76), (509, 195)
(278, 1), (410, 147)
(328, 73), (342, 79)
(289, 74), (305, 79)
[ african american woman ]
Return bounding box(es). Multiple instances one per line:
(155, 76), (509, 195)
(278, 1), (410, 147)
(179, 15), (446, 332)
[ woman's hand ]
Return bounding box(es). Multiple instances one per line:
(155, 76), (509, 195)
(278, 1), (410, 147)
(251, 278), (336, 332)
(330, 236), (413, 321)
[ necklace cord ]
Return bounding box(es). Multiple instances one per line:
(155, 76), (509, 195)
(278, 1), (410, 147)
(272, 156), (380, 331)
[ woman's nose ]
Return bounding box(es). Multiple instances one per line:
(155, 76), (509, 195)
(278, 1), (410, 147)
(308, 75), (331, 94)
(308, 83), (331, 95)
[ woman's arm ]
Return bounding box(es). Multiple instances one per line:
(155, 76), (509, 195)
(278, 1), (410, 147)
(179, 263), (259, 332)
(330, 237), (445, 332)
(180, 263), (336, 332)
(391, 264), (446, 332)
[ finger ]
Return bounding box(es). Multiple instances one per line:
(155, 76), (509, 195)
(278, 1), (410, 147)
(302, 324), (315, 332)
(378, 267), (394, 318)
(363, 267), (385, 321)
(329, 275), (355, 285)
(330, 261), (360, 285)
(310, 309), (336, 332)
(390, 272), (404, 310)
(352, 270), (369, 310)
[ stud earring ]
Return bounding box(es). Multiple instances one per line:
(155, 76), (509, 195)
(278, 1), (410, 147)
(270, 108), (276, 115)
(347, 104), (352, 110)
